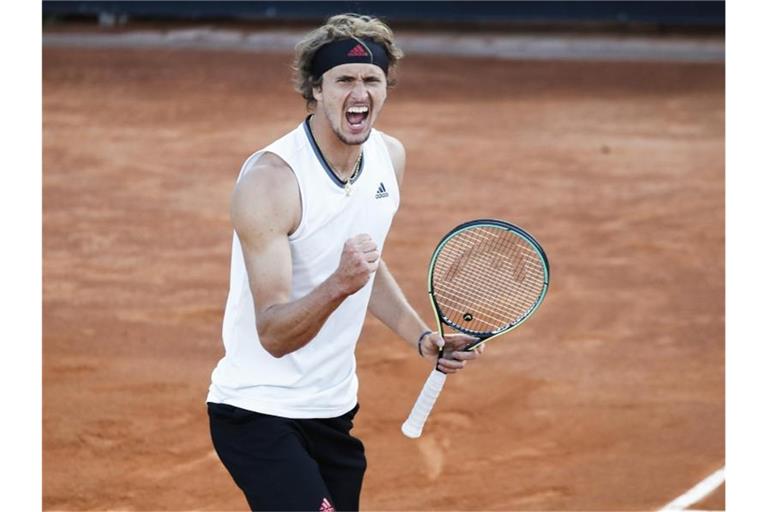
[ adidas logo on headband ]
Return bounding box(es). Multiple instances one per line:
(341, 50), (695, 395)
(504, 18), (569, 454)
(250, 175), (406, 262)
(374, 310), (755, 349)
(311, 37), (390, 78)
(347, 44), (369, 57)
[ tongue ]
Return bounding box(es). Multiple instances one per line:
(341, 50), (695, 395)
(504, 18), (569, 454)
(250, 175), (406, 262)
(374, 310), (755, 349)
(347, 112), (366, 125)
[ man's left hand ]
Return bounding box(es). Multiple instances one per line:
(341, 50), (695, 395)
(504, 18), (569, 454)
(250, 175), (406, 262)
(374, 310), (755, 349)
(420, 332), (485, 374)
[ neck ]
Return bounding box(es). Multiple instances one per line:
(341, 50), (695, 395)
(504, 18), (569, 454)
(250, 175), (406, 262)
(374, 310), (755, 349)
(309, 114), (362, 180)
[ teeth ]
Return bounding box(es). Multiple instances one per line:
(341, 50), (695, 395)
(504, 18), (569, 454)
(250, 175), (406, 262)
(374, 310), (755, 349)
(347, 106), (369, 114)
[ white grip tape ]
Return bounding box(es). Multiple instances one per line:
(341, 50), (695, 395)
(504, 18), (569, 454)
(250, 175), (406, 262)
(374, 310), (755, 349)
(401, 370), (447, 439)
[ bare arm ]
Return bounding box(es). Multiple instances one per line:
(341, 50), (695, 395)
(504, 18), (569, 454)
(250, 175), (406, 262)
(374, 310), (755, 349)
(232, 153), (379, 358)
(367, 259), (431, 353)
(369, 135), (483, 372)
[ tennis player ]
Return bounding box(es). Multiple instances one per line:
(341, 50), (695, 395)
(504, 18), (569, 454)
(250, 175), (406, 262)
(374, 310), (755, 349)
(206, 13), (483, 511)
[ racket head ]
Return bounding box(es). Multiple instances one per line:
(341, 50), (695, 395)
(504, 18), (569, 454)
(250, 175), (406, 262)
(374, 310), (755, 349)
(427, 219), (549, 349)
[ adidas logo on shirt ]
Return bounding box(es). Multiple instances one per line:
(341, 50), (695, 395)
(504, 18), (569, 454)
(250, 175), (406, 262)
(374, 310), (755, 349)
(375, 182), (389, 199)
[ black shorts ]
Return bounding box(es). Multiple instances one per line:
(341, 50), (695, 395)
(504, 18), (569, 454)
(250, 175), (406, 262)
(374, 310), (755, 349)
(208, 402), (366, 512)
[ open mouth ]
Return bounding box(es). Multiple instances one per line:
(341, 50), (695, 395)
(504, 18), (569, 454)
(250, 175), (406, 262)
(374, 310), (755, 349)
(345, 105), (370, 128)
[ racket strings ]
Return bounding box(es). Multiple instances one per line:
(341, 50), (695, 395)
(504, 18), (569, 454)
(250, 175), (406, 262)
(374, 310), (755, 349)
(435, 240), (543, 328)
(437, 246), (543, 322)
(436, 287), (538, 328)
(435, 229), (545, 295)
(432, 226), (546, 333)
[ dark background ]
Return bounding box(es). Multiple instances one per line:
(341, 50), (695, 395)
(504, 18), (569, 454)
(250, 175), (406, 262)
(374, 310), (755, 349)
(43, 1), (725, 32)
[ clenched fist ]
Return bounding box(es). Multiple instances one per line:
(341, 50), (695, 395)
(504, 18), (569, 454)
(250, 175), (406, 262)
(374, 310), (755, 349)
(332, 234), (380, 296)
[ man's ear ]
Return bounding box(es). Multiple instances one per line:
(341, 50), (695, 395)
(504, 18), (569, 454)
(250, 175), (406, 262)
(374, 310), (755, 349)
(312, 78), (323, 103)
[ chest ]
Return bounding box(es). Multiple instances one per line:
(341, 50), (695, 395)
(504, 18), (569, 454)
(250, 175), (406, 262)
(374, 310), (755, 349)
(288, 158), (399, 289)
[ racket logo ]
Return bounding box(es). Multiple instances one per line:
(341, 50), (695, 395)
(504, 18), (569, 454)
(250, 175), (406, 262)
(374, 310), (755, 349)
(513, 261), (528, 282)
(443, 247), (473, 282)
(442, 235), (510, 282)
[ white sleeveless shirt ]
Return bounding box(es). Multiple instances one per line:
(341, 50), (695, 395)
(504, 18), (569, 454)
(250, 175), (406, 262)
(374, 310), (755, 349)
(207, 117), (400, 418)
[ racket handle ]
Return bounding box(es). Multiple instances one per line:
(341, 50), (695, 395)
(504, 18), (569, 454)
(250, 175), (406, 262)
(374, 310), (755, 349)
(401, 369), (447, 439)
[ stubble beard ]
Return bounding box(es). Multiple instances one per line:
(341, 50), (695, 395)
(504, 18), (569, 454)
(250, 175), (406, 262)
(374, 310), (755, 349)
(333, 126), (371, 146)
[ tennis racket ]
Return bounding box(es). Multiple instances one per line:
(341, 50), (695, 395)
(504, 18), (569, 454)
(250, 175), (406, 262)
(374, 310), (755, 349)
(401, 219), (550, 438)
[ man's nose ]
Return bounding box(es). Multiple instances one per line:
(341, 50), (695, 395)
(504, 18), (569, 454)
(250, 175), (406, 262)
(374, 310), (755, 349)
(350, 80), (368, 99)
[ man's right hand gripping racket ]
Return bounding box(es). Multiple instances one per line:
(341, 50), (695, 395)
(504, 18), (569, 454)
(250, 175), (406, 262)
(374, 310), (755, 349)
(401, 219), (550, 438)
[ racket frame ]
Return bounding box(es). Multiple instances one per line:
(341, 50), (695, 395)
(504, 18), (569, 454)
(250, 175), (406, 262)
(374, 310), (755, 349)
(427, 219), (550, 353)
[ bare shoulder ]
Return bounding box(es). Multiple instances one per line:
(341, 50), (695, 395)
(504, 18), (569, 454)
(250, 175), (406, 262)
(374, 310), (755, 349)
(379, 131), (406, 185)
(230, 152), (301, 241)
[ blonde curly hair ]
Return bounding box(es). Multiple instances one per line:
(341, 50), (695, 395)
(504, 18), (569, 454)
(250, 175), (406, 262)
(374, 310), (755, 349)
(293, 13), (404, 109)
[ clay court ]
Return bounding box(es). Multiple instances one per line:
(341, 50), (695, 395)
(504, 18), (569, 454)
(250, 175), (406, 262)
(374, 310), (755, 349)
(43, 30), (724, 510)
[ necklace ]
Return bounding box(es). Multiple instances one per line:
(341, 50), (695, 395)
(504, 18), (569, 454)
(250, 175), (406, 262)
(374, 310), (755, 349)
(342, 152), (363, 196)
(306, 116), (363, 196)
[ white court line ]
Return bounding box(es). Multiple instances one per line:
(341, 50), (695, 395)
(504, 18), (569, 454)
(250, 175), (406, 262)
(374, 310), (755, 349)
(658, 466), (725, 511)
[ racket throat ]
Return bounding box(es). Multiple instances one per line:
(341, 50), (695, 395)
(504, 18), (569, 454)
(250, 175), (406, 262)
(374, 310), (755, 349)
(435, 347), (446, 372)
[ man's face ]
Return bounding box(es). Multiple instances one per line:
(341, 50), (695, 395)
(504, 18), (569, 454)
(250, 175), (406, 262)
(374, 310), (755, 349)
(313, 63), (388, 146)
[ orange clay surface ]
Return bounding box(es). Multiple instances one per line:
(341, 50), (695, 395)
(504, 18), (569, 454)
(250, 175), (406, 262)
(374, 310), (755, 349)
(43, 45), (724, 510)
